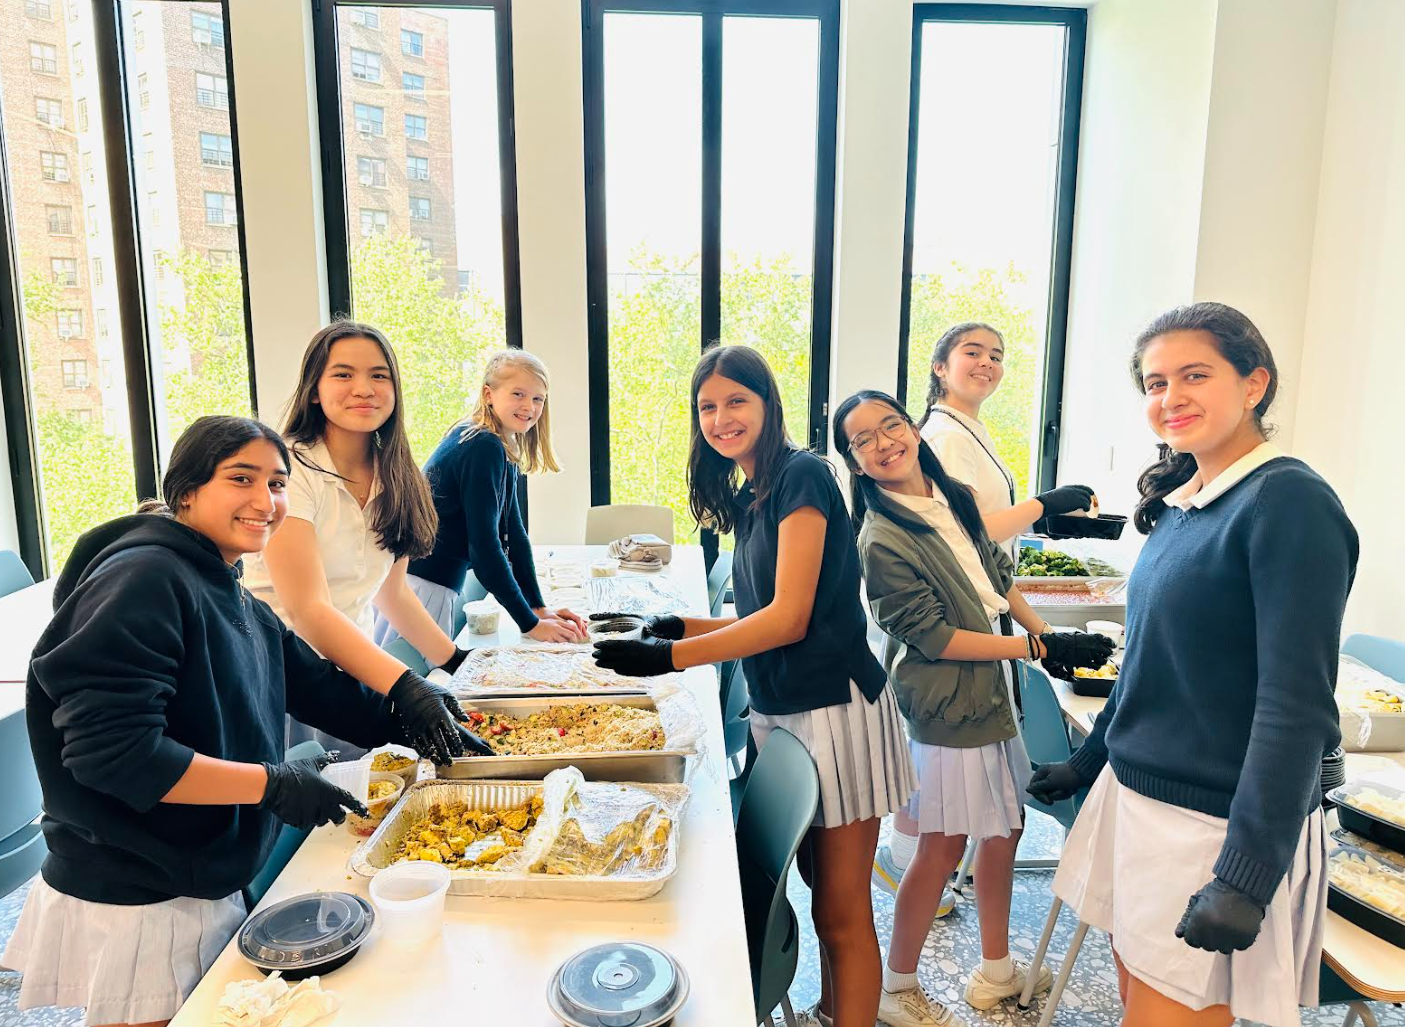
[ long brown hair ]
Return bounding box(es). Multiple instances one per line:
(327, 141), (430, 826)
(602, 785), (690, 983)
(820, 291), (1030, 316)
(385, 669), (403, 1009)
(283, 319), (438, 560)
(687, 345), (797, 535)
(917, 321), (1005, 428)
(1130, 302), (1277, 534)
(456, 349), (560, 474)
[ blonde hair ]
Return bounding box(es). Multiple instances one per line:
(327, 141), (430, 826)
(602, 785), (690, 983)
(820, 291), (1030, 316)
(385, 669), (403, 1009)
(459, 349), (560, 474)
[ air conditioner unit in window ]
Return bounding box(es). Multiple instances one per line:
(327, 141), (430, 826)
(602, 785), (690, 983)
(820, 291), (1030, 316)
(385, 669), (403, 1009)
(58, 326), (74, 339)
(356, 121), (376, 136)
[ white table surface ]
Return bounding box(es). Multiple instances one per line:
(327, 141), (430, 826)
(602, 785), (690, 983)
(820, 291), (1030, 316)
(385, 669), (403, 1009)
(1048, 671), (1405, 1000)
(169, 545), (755, 1026)
(0, 577), (56, 684)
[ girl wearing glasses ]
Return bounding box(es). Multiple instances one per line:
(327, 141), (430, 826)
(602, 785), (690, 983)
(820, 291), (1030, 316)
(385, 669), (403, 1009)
(591, 347), (915, 1027)
(836, 390), (1113, 1025)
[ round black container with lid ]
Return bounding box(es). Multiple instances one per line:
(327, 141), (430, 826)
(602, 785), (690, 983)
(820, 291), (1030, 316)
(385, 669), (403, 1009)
(238, 892), (374, 980)
(547, 941), (689, 1027)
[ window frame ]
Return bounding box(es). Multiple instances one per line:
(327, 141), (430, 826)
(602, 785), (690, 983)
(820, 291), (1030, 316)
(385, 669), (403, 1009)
(580, 0), (841, 511)
(195, 71), (230, 110)
(312, 0), (523, 347)
(200, 130), (234, 167)
(29, 41), (59, 75)
(349, 46), (382, 82)
(400, 28), (424, 57)
(896, 4), (1086, 493)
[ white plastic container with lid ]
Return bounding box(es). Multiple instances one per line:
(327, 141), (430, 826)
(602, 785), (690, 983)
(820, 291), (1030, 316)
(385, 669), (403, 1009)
(463, 599), (501, 635)
(369, 861), (451, 946)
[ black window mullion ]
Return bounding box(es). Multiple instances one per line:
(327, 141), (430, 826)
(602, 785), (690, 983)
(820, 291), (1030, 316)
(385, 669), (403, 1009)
(700, 12), (721, 350)
(94, 0), (159, 504)
(219, 0), (260, 417)
(807, 0), (838, 452)
(894, 11), (924, 411)
(312, 0), (352, 317)
(582, 0), (611, 507)
(494, 2), (523, 349)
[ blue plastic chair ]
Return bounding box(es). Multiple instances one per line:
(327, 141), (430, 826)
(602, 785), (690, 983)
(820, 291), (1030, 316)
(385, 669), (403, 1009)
(707, 550), (733, 619)
(0, 549), (35, 598)
(735, 728), (818, 1027)
(0, 709), (46, 897)
(383, 636), (431, 677)
(452, 571), (489, 638)
(1342, 633), (1405, 681)
(243, 739), (327, 909)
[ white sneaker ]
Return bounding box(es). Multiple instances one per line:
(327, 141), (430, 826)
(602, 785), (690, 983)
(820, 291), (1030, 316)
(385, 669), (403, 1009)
(871, 846), (956, 918)
(772, 1003), (831, 1027)
(963, 960), (1053, 1010)
(878, 986), (955, 1026)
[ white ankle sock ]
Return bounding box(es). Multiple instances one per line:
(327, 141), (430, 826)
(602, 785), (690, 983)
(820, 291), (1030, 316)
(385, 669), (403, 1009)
(981, 955), (1014, 983)
(888, 827), (918, 872)
(883, 965), (918, 994)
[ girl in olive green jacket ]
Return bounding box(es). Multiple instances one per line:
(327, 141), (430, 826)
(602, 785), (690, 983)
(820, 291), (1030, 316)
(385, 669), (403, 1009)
(834, 390), (1112, 1025)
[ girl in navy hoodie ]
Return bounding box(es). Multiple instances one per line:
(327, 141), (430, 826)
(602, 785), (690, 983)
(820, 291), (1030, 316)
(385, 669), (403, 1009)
(1, 416), (465, 1027)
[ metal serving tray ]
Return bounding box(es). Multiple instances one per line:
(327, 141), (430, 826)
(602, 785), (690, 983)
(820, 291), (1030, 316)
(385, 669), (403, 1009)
(444, 696), (690, 783)
(349, 778), (687, 900)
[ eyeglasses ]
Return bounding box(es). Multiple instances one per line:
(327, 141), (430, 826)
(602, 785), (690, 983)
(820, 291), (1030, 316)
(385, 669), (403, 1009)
(848, 415), (910, 454)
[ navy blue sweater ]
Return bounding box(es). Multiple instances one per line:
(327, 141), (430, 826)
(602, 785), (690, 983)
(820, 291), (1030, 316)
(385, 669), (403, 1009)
(1068, 457), (1357, 906)
(27, 515), (401, 905)
(409, 428), (545, 632)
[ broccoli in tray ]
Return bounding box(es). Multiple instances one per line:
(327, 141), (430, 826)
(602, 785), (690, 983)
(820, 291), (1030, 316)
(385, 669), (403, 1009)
(1016, 546), (1089, 578)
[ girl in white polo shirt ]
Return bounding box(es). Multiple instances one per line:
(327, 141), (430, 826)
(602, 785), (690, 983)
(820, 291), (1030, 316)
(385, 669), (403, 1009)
(244, 320), (489, 763)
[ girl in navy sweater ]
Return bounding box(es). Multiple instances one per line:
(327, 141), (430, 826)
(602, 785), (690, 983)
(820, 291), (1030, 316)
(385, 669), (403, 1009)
(1, 416), (465, 1027)
(380, 349), (586, 645)
(1028, 303), (1358, 1027)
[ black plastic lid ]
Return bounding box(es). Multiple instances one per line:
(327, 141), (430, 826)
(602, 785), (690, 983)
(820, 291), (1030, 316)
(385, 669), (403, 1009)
(238, 892), (373, 971)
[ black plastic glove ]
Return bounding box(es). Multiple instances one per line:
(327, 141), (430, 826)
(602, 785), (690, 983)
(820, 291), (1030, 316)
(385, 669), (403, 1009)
(588, 613), (686, 640)
(1035, 484), (1095, 517)
(592, 637), (677, 677)
(439, 647), (470, 675)
(1026, 761), (1092, 804)
(1176, 878), (1266, 953)
(388, 669), (468, 766)
(408, 721), (494, 759)
(259, 751), (368, 829)
(1040, 631), (1116, 677)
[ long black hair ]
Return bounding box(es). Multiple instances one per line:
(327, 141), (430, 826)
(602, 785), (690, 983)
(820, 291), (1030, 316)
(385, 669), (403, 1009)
(138, 415), (290, 516)
(687, 345), (797, 535)
(917, 321), (1005, 429)
(1130, 302), (1277, 534)
(833, 390), (986, 547)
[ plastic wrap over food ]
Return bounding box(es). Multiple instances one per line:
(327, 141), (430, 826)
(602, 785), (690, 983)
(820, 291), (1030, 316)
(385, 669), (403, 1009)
(349, 772), (690, 900)
(589, 575), (693, 616)
(1336, 654), (1405, 753)
(448, 643), (682, 697)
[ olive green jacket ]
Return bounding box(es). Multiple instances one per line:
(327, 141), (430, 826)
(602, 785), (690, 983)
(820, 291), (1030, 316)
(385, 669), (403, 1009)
(858, 491), (1018, 748)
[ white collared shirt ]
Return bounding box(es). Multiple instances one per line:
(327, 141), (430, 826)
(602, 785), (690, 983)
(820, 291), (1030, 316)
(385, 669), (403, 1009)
(1162, 442), (1286, 511)
(880, 484), (1010, 622)
(243, 439), (394, 639)
(920, 403), (1017, 556)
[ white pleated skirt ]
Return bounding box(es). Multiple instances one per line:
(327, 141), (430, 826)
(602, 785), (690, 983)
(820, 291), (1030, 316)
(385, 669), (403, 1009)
(1, 877), (246, 1026)
(907, 731), (1031, 840)
(750, 680), (918, 829)
(1053, 766), (1326, 1027)
(372, 573), (459, 647)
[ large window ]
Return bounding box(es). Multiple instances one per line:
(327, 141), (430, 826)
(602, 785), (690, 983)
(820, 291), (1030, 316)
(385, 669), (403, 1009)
(898, 5), (1085, 498)
(315, 2), (522, 464)
(1, 0), (254, 574)
(582, 1), (840, 541)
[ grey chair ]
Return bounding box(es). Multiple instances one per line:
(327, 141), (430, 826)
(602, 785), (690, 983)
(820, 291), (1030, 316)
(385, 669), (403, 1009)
(584, 504), (674, 545)
(0, 709), (46, 897)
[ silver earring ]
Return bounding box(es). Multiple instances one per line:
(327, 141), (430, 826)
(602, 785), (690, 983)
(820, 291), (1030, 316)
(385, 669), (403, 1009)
(373, 429), (383, 450)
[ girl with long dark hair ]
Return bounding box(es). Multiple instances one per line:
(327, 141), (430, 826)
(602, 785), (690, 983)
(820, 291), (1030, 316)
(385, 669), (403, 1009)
(835, 390), (1111, 1024)
(1, 416), (458, 1027)
(591, 346), (916, 1027)
(243, 320), (487, 762)
(1028, 303), (1358, 1027)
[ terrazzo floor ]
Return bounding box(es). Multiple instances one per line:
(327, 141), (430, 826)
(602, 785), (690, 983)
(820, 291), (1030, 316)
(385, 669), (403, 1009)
(1, 812), (1401, 1026)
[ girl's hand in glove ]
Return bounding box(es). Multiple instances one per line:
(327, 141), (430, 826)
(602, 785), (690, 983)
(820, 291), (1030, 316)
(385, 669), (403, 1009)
(388, 670), (469, 765)
(1176, 879), (1266, 953)
(592, 637), (677, 677)
(1025, 761), (1093, 804)
(259, 751), (367, 829)
(1040, 631), (1116, 678)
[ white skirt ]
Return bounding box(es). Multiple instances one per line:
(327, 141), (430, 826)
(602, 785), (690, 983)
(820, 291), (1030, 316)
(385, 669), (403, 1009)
(750, 681), (918, 829)
(1, 877), (246, 1025)
(372, 573), (458, 647)
(907, 731), (1031, 840)
(1053, 766), (1326, 1027)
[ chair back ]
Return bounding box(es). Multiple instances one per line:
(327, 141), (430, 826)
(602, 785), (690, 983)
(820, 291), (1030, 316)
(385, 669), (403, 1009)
(584, 504), (674, 545)
(244, 739), (327, 908)
(722, 660), (752, 764)
(0, 550), (35, 598)
(383, 636), (431, 677)
(707, 551), (733, 618)
(450, 571), (489, 638)
(735, 728), (818, 1021)
(1018, 663), (1085, 830)
(0, 711), (42, 842)
(1342, 633), (1405, 682)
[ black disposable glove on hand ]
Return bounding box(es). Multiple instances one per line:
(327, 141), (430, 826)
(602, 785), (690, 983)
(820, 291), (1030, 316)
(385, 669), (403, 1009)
(1176, 879), (1266, 954)
(388, 669), (468, 765)
(641, 615), (686, 640)
(592, 637), (677, 677)
(1026, 761), (1092, 804)
(408, 721), (494, 759)
(1040, 631), (1116, 675)
(259, 751), (368, 830)
(439, 647), (470, 675)
(1036, 484), (1095, 517)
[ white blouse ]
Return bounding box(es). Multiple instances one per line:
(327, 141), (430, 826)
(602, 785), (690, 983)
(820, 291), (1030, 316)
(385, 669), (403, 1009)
(920, 403), (1018, 556)
(880, 485), (1010, 623)
(243, 440), (394, 639)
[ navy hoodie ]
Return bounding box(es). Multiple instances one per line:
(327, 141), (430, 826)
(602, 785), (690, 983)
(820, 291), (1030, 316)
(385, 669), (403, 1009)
(27, 514), (399, 905)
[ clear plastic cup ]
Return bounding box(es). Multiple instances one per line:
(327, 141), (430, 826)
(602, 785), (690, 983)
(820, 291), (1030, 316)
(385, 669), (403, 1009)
(346, 771), (405, 837)
(463, 599), (500, 635)
(320, 758), (370, 804)
(369, 861), (451, 946)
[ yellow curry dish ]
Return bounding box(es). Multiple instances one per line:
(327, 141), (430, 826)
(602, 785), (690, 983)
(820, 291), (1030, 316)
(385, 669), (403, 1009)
(1073, 662), (1118, 681)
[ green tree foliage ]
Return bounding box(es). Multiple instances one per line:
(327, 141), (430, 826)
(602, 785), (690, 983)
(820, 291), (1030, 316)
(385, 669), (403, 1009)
(904, 263), (1040, 500)
(33, 412), (136, 573)
(158, 249), (254, 438)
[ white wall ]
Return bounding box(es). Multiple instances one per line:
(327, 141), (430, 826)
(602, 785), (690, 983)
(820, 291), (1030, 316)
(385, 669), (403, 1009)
(0, 403), (18, 556)
(1294, 0), (1405, 638)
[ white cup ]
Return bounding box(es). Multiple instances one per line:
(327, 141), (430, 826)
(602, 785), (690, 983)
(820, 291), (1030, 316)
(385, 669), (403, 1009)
(370, 861), (451, 946)
(1085, 620), (1124, 648)
(320, 758), (370, 805)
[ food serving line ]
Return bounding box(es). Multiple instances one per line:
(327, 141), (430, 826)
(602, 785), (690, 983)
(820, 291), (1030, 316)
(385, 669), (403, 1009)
(170, 544), (754, 1026)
